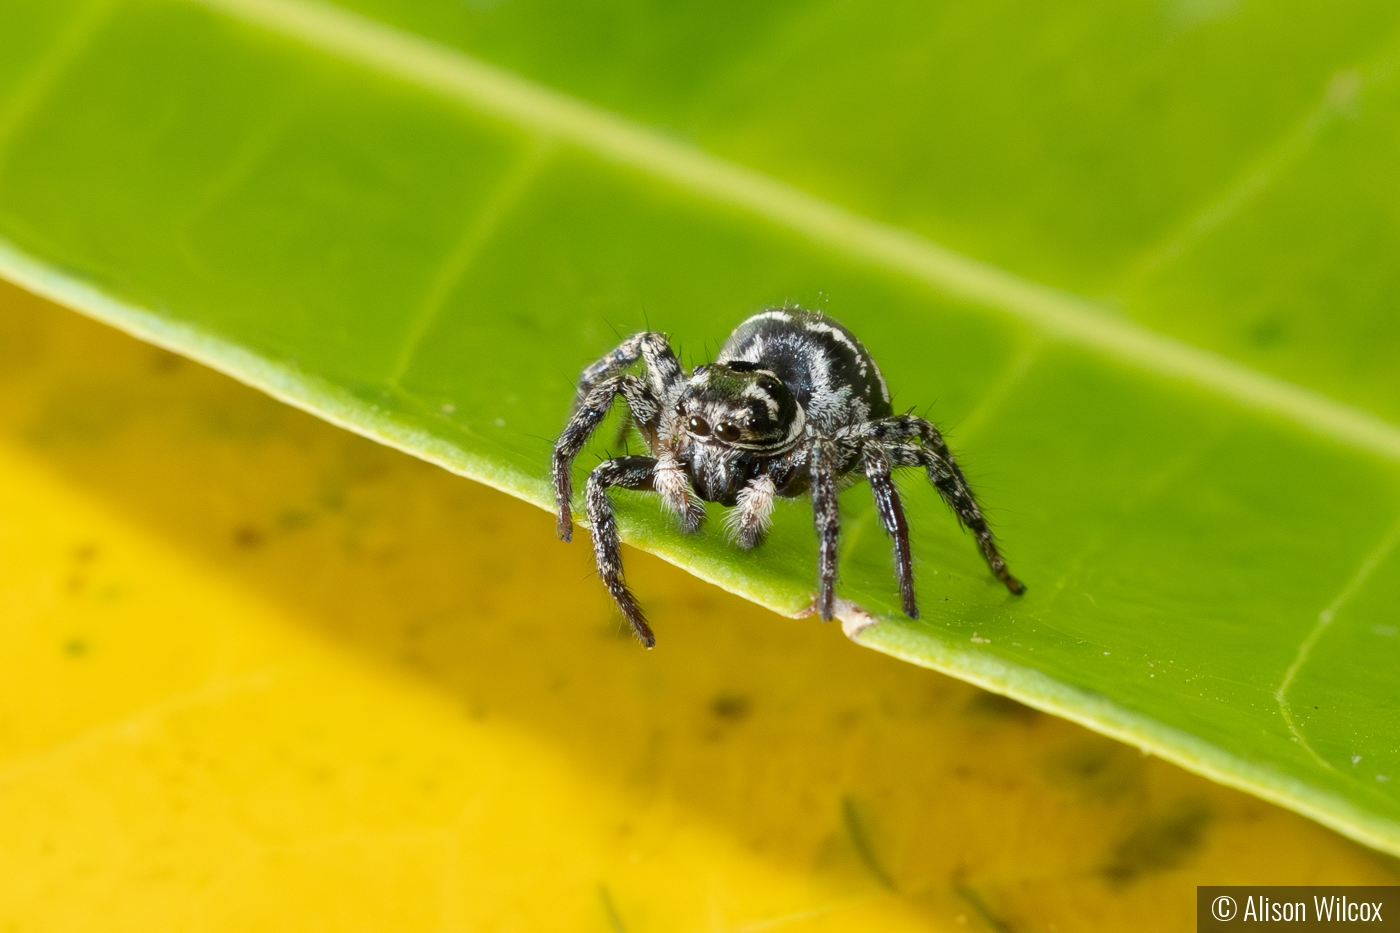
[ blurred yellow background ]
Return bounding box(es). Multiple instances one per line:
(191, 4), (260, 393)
(1, 279), (1395, 931)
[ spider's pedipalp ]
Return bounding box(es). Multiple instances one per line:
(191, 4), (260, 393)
(654, 449), (706, 533)
(726, 473), (777, 549)
(584, 456), (660, 647)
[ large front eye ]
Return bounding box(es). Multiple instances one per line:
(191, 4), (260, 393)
(687, 415), (711, 436)
(715, 422), (742, 442)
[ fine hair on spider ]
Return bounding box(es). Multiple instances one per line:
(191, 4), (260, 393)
(551, 308), (1024, 647)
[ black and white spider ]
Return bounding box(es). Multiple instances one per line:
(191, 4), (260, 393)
(552, 308), (1024, 647)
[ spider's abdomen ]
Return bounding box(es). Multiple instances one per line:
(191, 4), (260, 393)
(717, 309), (892, 431)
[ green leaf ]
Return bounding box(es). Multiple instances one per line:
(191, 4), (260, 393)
(4, 0), (1400, 854)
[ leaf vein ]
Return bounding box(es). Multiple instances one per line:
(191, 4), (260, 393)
(1274, 513), (1400, 771)
(388, 137), (554, 384)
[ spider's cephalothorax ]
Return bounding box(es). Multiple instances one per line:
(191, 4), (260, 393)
(552, 308), (1024, 647)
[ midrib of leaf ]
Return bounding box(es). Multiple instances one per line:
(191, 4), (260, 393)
(5, 0), (1400, 857)
(161, 0), (1400, 468)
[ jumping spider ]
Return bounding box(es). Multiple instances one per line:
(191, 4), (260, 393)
(552, 308), (1024, 647)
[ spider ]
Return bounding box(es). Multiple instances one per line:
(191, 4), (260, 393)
(552, 308), (1024, 647)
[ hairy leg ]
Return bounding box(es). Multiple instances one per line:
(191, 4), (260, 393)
(926, 448), (1024, 594)
(862, 444), (918, 617)
(809, 439), (841, 620)
(552, 374), (657, 541)
(881, 433), (1024, 595)
(725, 473), (777, 549)
(575, 331), (685, 408)
(584, 456), (660, 647)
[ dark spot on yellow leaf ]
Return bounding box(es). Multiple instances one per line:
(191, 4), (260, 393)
(1047, 739), (1145, 802)
(599, 884), (627, 933)
(1102, 799), (1213, 884)
(233, 525), (265, 549)
(711, 694), (750, 720)
(954, 884), (1015, 933)
(842, 796), (894, 890)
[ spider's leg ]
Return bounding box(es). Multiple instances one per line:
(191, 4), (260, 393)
(862, 443), (918, 618)
(882, 420), (1024, 595)
(725, 473), (777, 550)
(575, 332), (685, 410)
(585, 456), (661, 647)
(809, 439), (841, 621)
(926, 447), (1023, 593)
(552, 374), (656, 541)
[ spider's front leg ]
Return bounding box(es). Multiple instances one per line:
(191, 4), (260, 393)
(585, 456), (660, 647)
(574, 331), (685, 411)
(552, 374), (658, 541)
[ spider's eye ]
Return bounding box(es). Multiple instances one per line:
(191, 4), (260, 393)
(687, 415), (711, 436)
(715, 422), (742, 443)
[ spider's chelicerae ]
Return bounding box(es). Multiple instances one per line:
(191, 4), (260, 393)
(552, 308), (1024, 647)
